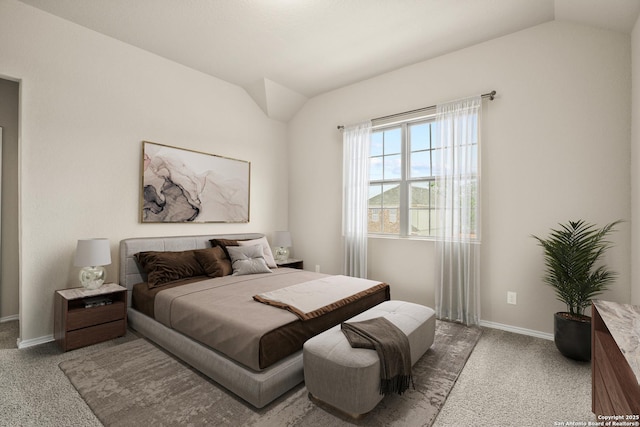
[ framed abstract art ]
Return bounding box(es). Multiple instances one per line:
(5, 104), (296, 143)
(141, 141), (250, 223)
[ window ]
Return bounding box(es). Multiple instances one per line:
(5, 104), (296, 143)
(367, 118), (478, 238)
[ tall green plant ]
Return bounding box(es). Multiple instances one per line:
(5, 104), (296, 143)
(532, 220), (620, 317)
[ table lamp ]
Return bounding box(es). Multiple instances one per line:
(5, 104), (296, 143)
(74, 238), (111, 290)
(272, 231), (292, 261)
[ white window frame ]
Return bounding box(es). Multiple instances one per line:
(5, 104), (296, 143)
(369, 114), (481, 239)
(369, 117), (438, 238)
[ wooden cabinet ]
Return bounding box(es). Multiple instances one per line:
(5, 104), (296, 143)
(276, 258), (303, 269)
(592, 300), (640, 417)
(54, 283), (127, 351)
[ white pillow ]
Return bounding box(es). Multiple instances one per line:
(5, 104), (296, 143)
(237, 236), (277, 268)
(226, 245), (272, 276)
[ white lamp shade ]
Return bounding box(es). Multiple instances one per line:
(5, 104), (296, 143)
(74, 239), (111, 267)
(272, 231), (292, 247)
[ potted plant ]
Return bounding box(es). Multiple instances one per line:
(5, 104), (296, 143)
(532, 219), (620, 362)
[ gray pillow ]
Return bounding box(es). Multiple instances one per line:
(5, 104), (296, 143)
(226, 244), (272, 276)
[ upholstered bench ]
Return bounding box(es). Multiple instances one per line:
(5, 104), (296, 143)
(303, 300), (436, 417)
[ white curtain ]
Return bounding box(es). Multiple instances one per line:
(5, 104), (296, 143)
(434, 96), (482, 326)
(342, 121), (372, 278)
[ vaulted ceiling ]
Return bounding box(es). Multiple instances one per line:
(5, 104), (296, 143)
(18, 0), (640, 121)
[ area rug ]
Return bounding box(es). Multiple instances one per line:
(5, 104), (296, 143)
(59, 320), (481, 427)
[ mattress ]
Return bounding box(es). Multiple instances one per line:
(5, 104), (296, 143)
(132, 268), (390, 370)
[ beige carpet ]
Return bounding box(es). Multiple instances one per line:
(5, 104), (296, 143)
(434, 327), (595, 426)
(59, 320), (481, 426)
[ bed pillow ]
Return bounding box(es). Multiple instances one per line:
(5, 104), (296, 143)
(134, 250), (205, 288)
(210, 238), (240, 247)
(193, 246), (232, 278)
(210, 238), (242, 259)
(227, 244), (272, 276)
(237, 237), (277, 268)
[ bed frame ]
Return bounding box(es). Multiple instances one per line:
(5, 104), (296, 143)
(119, 233), (304, 408)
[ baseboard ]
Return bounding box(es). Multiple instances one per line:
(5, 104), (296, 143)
(17, 334), (54, 349)
(0, 314), (18, 323)
(1, 315), (56, 349)
(6, 319), (552, 348)
(479, 320), (554, 341)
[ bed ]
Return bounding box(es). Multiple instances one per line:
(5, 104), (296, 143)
(119, 233), (390, 408)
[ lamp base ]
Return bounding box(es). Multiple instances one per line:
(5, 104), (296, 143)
(275, 247), (289, 262)
(79, 266), (106, 290)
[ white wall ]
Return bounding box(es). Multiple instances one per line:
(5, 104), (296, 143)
(632, 14), (640, 306)
(0, 0), (289, 343)
(289, 21), (631, 335)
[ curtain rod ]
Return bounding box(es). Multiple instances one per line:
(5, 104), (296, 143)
(337, 90), (496, 130)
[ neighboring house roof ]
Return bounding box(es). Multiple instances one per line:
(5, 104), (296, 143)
(369, 185), (430, 208)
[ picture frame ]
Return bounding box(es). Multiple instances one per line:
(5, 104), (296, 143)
(141, 141), (250, 223)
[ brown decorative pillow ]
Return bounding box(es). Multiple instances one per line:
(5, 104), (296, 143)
(210, 239), (240, 247)
(210, 239), (241, 259)
(193, 246), (232, 278)
(134, 250), (205, 288)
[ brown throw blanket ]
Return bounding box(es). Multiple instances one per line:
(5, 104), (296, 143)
(341, 317), (413, 396)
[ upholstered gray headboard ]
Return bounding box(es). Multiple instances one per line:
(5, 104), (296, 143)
(119, 233), (264, 304)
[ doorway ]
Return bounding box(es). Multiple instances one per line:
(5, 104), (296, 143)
(0, 78), (20, 336)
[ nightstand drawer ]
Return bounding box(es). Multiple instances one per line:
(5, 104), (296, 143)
(67, 301), (126, 331)
(65, 319), (126, 351)
(276, 259), (303, 269)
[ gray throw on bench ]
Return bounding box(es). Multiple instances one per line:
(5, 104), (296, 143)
(341, 317), (413, 395)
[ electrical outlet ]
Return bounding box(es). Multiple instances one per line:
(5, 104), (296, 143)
(315, 265), (320, 273)
(507, 291), (517, 305)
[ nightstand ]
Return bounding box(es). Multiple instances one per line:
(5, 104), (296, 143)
(54, 283), (127, 351)
(276, 258), (304, 269)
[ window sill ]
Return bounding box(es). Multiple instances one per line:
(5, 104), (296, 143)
(367, 234), (437, 243)
(367, 234), (481, 244)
